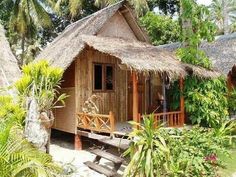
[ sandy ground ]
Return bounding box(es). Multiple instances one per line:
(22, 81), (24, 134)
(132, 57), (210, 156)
(49, 131), (125, 177)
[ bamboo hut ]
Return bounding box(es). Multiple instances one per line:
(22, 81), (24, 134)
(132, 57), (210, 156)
(0, 25), (21, 88)
(37, 1), (220, 149)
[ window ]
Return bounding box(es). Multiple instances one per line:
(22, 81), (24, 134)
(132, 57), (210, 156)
(94, 64), (103, 90)
(93, 63), (115, 91)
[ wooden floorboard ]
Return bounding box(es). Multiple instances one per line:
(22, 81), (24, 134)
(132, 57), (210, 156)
(77, 130), (131, 150)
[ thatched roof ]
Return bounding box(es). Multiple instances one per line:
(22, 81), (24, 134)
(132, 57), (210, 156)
(82, 35), (186, 77)
(0, 25), (21, 87)
(37, 1), (148, 68)
(159, 33), (236, 76)
(81, 35), (220, 78)
(37, 1), (220, 79)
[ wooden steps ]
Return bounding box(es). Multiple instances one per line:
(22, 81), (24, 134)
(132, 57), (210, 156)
(89, 149), (124, 164)
(84, 148), (125, 177)
(84, 161), (117, 177)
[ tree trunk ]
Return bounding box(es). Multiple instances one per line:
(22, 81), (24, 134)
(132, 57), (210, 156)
(24, 99), (54, 153)
(21, 34), (25, 66)
(222, 0), (229, 34)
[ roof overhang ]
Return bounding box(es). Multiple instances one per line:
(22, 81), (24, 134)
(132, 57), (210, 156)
(81, 35), (221, 79)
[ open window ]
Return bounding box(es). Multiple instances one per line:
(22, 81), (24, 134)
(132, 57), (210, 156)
(93, 63), (115, 92)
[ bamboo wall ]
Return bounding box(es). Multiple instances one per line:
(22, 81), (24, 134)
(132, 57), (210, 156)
(75, 48), (128, 123)
(53, 62), (76, 134)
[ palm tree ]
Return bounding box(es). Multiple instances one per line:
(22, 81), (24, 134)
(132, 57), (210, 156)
(55, 0), (149, 18)
(0, 0), (52, 66)
(95, 0), (149, 15)
(209, 0), (236, 34)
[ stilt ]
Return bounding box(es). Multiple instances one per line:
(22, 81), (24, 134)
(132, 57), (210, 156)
(75, 134), (82, 150)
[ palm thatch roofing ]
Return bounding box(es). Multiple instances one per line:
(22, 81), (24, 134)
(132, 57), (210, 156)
(81, 35), (220, 78)
(37, 1), (220, 79)
(0, 25), (21, 87)
(159, 33), (236, 76)
(37, 1), (147, 68)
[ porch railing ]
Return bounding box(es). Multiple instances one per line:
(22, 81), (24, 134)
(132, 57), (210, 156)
(147, 111), (184, 127)
(76, 111), (184, 134)
(76, 111), (115, 133)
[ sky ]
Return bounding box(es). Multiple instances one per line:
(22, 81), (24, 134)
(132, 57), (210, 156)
(197, 0), (212, 6)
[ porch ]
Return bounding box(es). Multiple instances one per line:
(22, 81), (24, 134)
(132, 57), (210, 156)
(76, 110), (184, 135)
(76, 72), (185, 135)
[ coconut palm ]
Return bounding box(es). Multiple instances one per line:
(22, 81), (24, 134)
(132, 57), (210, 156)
(0, 0), (52, 65)
(95, 0), (149, 15)
(209, 0), (236, 34)
(54, 0), (149, 18)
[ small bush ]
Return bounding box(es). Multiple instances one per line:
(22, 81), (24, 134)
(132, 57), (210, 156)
(124, 114), (235, 177)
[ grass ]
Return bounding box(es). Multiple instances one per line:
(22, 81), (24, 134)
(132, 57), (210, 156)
(219, 141), (236, 177)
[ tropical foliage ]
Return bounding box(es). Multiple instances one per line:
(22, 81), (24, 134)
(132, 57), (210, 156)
(0, 0), (52, 65)
(15, 60), (67, 113)
(0, 96), (62, 177)
(209, 0), (236, 34)
(140, 11), (180, 45)
(124, 114), (236, 177)
(228, 88), (236, 114)
(168, 0), (229, 127)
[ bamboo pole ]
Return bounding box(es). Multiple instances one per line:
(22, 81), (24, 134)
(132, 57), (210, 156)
(132, 72), (139, 128)
(179, 76), (185, 126)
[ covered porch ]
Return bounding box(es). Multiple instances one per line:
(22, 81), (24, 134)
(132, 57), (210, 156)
(75, 35), (191, 135)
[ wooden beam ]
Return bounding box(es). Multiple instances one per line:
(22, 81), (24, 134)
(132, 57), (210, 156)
(132, 72), (139, 127)
(179, 76), (185, 126)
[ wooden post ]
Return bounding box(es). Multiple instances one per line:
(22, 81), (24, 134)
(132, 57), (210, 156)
(74, 134), (82, 150)
(179, 76), (185, 126)
(109, 111), (115, 133)
(132, 72), (139, 127)
(227, 73), (233, 92)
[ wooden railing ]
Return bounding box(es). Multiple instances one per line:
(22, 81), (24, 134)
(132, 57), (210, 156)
(153, 111), (183, 127)
(76, 111), (115, 133)
(140, 111), (184, 128)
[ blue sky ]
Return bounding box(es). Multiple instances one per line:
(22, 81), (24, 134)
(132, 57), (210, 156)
(197, 0), (212, 6)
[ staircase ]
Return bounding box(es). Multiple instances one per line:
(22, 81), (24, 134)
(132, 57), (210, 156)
(84, 148), (124, 177)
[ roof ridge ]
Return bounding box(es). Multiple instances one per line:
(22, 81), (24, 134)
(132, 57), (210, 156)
(63, 0), (125, 33)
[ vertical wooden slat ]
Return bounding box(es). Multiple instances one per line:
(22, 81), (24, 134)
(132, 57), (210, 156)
(169, 114), (173, 126)
(132, 71), (139, 128)
(179, 76), (185, 126)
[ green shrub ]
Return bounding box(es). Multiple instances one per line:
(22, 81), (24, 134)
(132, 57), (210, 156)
(0, 95), (63, 177)
(124, 114), (234, 177)
(15, 60), (67, 112)
(170, 76), (228, 128)
(124, 115), (170, 177)
(228, 89), (236, 114)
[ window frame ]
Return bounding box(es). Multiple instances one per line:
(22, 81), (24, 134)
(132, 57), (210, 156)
(92, 62), (115, 92)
